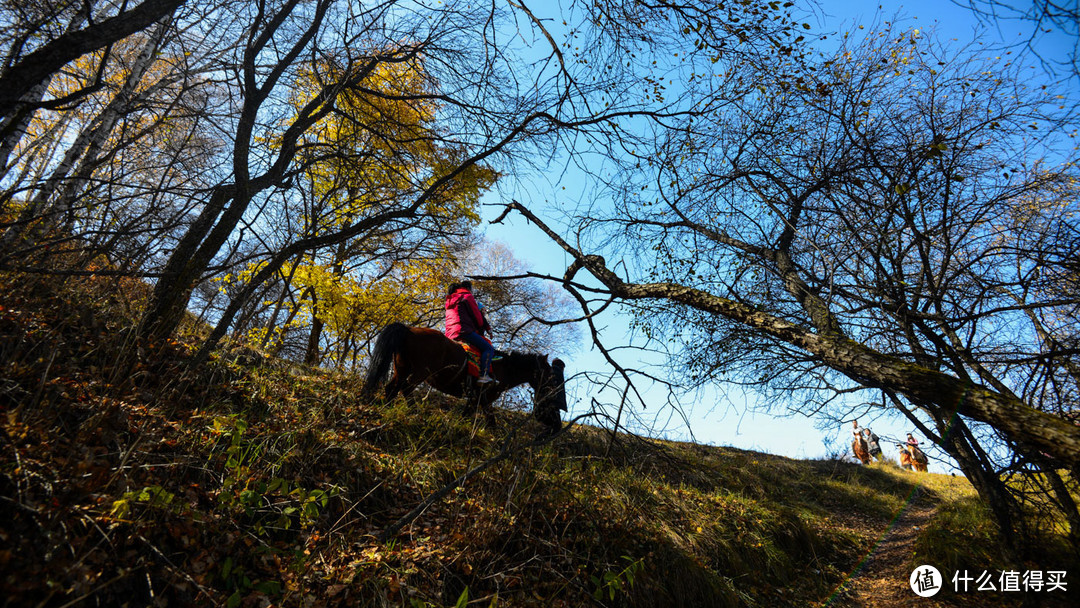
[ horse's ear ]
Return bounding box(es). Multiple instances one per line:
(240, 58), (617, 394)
(552, 358), (565, 370)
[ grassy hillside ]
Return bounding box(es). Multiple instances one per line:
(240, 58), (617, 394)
(0, 271), (1067, 607)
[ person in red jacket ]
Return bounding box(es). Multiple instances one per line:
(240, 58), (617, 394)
(444, 280), (495, 383)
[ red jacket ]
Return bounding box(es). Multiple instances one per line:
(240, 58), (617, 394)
(444, 288), (489, 339)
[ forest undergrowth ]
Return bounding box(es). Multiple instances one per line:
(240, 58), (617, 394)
(0, 269), (1068, 607)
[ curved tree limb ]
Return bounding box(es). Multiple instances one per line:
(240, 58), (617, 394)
(504, 200), (1080, 468)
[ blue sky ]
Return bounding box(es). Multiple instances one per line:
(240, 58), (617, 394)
(477, 1), (1076, 472)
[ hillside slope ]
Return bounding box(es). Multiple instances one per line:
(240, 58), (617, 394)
(0, 272), (1064, 607)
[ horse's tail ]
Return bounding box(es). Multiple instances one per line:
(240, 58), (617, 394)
(362, 322), (410, 398)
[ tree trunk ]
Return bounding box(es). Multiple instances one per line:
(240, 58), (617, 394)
(0, 0), (185, 115)
(0, 80), (51, 180)
(140, 184), (239, 342)
(937, 416), (1028, 563)
(1040, 464), (1080, 556)
(305, 304), (324, 366)
(259, 262), (300, 350)
(140, 0), (338, 344)
(3, 19), (169, 246)
(0, 7), (89, 178)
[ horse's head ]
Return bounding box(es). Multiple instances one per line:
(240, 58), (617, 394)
(532, 356), (567, 432)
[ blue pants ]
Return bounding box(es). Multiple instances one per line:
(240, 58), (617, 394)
(459, 331), (494, 375)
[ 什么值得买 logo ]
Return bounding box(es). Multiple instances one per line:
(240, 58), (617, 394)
(910, 565), (942, 597)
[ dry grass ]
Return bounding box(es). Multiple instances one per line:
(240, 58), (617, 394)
(2, 270), (1070, 607)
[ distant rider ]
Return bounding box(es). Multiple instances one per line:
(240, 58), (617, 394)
(863, 427), (883, 461)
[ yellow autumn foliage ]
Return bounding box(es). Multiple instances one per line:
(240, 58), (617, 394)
(292, 55), (495, 229)
(216, 52), (496, 364)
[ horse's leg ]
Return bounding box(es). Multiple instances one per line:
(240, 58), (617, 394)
(479, 393), (497, 427)
(384, 374), (400, 401)
(533, 402), (561, 436)
(385, 353), (420, 403)
(398, 377), (419, 406)
(385, 375), (421, 406)
(460, 376), (477, 411)
(384, 364), (406, 402)
(465, 383), (496, 427)
(852, 440), (866, 464)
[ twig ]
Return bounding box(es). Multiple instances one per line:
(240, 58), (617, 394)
(27, 349), (58, 412)
(136, 534), (215, 601)
(50, 572), (128, 608)
(327, 480), (385, 536)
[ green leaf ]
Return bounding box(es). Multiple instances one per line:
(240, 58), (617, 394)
(255, 580), (282, 595)
(240, 489), (258, 505)
(455, 587), (470, 608)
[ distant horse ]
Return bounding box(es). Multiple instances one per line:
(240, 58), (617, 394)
(898, 446), (913, 470)
(908, 445), (928, 472)
(852, 436), (871, 464)
(361, 322), (567, 434)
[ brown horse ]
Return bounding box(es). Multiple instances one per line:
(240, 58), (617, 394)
(361, 322), (567, 433)
(898, 446), (913, 470)
(908, 445), (929, 472)
(852, 436), (871, 464)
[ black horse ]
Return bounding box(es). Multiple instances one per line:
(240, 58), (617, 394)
(361, 323), (566, 433)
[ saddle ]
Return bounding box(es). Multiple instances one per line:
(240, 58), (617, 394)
(455, 339), (503, 378)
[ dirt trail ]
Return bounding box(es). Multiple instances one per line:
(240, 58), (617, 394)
(824, 490), (968, 608)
